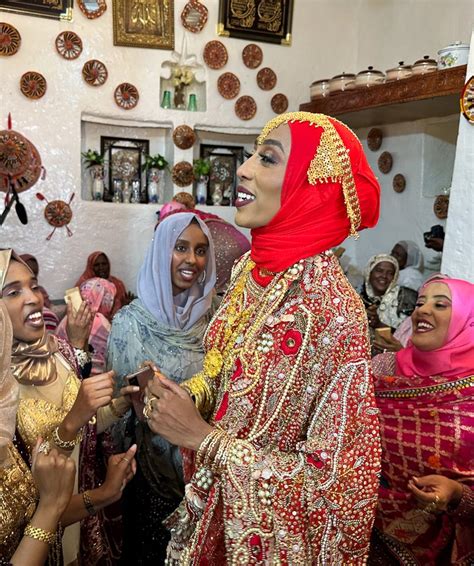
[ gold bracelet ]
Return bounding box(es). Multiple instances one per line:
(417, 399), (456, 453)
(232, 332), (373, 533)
(52, 425), (83, 451)
(24, 523), (56, 545)
(82, 490), (97, 516)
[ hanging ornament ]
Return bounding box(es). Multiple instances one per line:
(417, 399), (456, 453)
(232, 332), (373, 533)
(181, 0), (208, 33)
(36, 192), (75, 240)
(0, 114), (45, 226)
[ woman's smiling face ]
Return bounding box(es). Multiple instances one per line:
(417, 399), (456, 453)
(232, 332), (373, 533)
(2, 260), (44, 343)
(234, 123), (291, 229)
(411, 282), (452, 351)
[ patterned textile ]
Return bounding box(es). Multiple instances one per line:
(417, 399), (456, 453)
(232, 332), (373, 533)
(75, 251), (127, 317)
(371, 352), (474, 565)
(167, 252), (381, 564)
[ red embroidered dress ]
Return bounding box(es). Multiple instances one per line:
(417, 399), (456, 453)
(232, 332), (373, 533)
(167, 252), (381, 564)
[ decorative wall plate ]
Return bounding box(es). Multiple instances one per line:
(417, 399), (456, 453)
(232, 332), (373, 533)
(0, 22), (21, 56)
(217, 72), (240, 99)
(181, 0), (208, 33)
(257, 67), (277, 90)
(82, 59), (108, 86)
(242, 43), (262, 69)
(460, 75), (474, 123)
(367, 127), (383, 151)
(55, 31), (83, 60)
(392, 173), (406, 193)
(0, 130), (30, 177)
(172, 125), (196, 150)
(203, 40), (228, 69)
(20, 71), (47, 99)
(271, 93), (288, 114)
(377, 151), (393, 174)
(235, 96), (257, 121)
(37, 192), (75, 240)
(172, 161), (194, 187)
(78, 0), (107, 19)
(114, 82), (139, 110)
(433, 194), (449, 219)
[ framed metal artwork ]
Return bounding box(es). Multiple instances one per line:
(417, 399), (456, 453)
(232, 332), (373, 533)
(0, 0), (73, 20)
(113, 0), (174, 50)
(100, 137), (149, 202)
(217, 0), (293, 46)
(200, 144), (244, 206)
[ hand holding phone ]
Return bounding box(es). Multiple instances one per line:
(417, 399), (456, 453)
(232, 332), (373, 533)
(125, 366), (155, 421)
(64, 286), (83, 313)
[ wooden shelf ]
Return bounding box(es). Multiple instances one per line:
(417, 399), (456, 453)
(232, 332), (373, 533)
(299, 66), (467, 128)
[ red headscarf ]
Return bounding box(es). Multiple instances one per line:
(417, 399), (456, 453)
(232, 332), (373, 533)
(396, 278), (474, 378)
(250, 113), (380, 272)
(76, 251), (127, 316)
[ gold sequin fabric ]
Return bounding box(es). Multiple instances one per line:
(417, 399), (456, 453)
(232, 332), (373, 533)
(170, 252), (381, 564)
(0, 443), (38, 559)
(16, 369), (80, 453)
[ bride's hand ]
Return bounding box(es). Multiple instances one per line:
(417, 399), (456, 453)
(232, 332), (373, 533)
(144, 373), (212, 450)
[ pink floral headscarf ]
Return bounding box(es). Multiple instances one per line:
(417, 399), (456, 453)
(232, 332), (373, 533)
(80, 277), (116, 321)
(396, 278), (474, 378)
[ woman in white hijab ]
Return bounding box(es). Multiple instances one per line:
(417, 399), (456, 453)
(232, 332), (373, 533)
(107, 212), (217, 565)
(391, 240), (425, 291)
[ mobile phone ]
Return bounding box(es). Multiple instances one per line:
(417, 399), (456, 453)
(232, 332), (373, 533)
(64, 287), (83, 312)
(375, 327), (392, 341)
(125, 366), (155, 421)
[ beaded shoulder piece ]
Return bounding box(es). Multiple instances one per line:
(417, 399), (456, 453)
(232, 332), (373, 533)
(257, 111), (361, 237)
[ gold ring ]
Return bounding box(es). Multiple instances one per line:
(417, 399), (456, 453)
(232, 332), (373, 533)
(37, 440), (51, 455)
(142, 397), (157, 420)
(121, 456), (130, 464)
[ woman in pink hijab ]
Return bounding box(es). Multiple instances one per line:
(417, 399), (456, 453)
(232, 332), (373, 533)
(57, 277), (116, 375)
(370, 278), (474, 565)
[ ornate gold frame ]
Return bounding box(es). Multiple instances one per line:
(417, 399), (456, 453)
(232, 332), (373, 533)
(113, 0), (175, 50)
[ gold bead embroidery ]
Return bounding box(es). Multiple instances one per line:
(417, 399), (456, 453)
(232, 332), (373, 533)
(257, 111), (362, 238)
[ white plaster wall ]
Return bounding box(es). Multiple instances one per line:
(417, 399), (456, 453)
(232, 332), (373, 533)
(0, 0), (471, 297)
(442, 30), (474, 282)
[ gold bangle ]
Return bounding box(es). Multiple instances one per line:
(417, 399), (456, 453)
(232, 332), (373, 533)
(52, 425), (83, 451)
(24, 523), (56, 545)
(82, 490), (96, 516)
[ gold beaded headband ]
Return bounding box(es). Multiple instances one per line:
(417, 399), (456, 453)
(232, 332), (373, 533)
(257, 111), (362, 238)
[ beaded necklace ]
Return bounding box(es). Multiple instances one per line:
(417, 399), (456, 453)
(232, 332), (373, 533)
(199, 254), (305, 395)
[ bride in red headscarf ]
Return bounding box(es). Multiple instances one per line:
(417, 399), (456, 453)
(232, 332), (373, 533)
(143, 112), (382, 564)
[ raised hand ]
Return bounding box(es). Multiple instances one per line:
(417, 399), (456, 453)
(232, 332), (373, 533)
(408, 474), (464, 511)
(66, 300), (93, 350)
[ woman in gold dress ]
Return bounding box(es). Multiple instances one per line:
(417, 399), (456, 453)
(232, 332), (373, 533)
(0, 249), (137, 565)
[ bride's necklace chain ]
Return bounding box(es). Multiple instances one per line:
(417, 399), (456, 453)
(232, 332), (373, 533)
(202, 257), (305, 386)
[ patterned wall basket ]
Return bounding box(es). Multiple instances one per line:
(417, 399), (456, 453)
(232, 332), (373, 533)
(37, 192), (75, 240)
(271, 93), (288, 114)
(82, 59), (108, 86)
(114, 82), (139, 110)
(172, 161), (194, 187)
(378, 151), (393, 174)
(257, 67), (277, 90)
(172, 125), (196, 150)
(242, 43), (262, 69)
(235, 96), (257, 121)
(55, 31), (83, 60)
(20, 71), (47, 99)
(0, 22), (21, 56)
(181, 0), (208, 33)
(367, 128), (383, 151)
(203, 40), (228, 69)
(392, 173), (406, 193)
(217, 72), (240, 99)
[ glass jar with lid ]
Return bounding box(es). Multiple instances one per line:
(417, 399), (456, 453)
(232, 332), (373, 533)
(328, 73), (356, 94)
(385, 61), (413, 81)
(412, 55), (437, 75)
